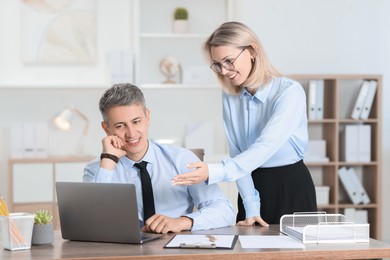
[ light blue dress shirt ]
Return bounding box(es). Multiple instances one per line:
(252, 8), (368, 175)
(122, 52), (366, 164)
(83, 141), (235, 231)
(208, 77), (308, 218)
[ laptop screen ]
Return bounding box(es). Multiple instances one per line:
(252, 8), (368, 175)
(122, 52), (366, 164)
(56, 182), (162, 244)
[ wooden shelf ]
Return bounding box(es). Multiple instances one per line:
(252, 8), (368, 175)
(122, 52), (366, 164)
(292, 74), (382, 239)
(8, 156), (95, 229)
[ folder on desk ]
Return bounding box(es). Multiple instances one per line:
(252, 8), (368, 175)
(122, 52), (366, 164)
(164, 234), (237, 249)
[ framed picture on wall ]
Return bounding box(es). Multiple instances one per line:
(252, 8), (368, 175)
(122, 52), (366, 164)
(20, 0), (97, 64)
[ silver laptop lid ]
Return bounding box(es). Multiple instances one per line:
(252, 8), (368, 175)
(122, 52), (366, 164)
(55, 182), (162, 244)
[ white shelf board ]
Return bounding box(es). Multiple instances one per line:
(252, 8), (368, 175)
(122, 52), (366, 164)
(140, 83), (221, 90)
(0, 84), (108, 90)
(140, 33), (208, 39)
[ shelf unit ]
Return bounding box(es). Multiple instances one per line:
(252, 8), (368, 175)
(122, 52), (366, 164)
(132, 0), (234, 87)
(129, 0), (234, 165)
(290, 74), (382, 239)
(8, 156), (95, 229)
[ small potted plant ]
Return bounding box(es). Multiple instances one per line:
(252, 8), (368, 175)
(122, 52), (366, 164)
(31, 209), (54, 245)
(173, 7), (189, 33)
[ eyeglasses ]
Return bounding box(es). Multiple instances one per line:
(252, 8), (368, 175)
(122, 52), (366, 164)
(210, 48), (246, 74)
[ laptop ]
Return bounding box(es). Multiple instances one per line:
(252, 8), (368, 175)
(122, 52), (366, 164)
(55, 182), (163, 244)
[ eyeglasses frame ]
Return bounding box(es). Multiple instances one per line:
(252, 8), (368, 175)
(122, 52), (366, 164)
(210, 48), (246, 74)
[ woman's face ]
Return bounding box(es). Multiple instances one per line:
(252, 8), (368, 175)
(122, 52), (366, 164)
(210, 45), (254, 87)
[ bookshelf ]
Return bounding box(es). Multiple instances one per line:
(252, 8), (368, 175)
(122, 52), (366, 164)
(132, 0), (234, 87)
(290, 74), (382, 239)
(8, 156), (94, 229)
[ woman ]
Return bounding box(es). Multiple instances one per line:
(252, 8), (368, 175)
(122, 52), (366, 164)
(172, 21), (317, 226)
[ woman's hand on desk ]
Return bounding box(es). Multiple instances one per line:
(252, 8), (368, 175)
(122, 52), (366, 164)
(142, 214), (192, 234)
(171, 162), (209, 185)
(237, 216), (269, 227)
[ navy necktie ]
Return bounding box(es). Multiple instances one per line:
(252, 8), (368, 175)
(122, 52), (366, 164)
(134, 161), (155, 221)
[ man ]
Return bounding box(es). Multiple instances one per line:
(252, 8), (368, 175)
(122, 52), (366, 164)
(83, 83), (235, 234)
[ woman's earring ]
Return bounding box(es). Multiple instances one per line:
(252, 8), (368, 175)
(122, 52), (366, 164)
(251, 58), (255, 63)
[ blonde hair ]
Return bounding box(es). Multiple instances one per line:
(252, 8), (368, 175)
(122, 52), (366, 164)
(203, 21), (281, 94)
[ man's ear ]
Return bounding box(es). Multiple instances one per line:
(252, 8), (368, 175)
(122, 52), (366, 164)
(146, 108), (151, 127)
(101, 121), (111, 135)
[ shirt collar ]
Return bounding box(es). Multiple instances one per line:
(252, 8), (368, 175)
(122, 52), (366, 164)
(120, 140), (155, 168)
(240, 79), (274, 103)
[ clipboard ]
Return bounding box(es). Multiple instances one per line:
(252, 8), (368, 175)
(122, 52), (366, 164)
(164, 234), (238, 249)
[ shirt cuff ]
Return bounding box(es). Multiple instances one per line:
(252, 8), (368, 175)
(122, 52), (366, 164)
(95, 167), (115, 182)
(242, 189), (261, 218)
(207, 163), (225, 185)
(184, 212), (203, 231)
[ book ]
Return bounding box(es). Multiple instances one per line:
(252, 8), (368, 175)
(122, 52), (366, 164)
(351, 80), (370, 119)
(360, 80), (377, 119)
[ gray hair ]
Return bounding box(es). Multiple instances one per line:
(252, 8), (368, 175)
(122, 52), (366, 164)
(203, 21), (281, 94)
(99, 83), (146, 123)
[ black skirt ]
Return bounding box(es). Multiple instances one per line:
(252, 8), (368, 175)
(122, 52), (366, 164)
(236, 160), (318, 224)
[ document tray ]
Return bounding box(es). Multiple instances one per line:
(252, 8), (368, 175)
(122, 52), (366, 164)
(280, 212), (369, 243)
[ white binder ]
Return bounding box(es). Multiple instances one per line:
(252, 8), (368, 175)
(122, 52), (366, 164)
(308, 80), (317, 120)
(315, 80), (324, 119)
(108, 50), (133, 84)
(360, 80), (377, 119)
(23, 123), (36, 158)
(35, 123), (48, 158)
(358, 124), (371, 162)
(338, 167), (361, 204)
(347, 168), (370, 205)
(351, 81), (370, 119)
(11, 124), (24, 158)
(342, 125), (359, 162)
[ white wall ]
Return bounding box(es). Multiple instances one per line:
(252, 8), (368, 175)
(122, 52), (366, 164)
(0, 0), (389, 241)
(0, 0), (131, 86)
(239, 0), (390, 242)
(0, 0), (227, 205)
(0, 0), (132, 203)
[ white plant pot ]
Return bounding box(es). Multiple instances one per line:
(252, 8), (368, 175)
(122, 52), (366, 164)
(173, 20), (188, 33)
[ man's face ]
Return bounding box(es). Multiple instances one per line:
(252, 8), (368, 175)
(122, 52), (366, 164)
(102, 104), (150, 161)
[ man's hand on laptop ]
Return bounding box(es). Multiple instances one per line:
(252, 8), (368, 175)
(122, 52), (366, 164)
(142, 214), (193, 234)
